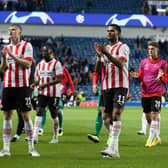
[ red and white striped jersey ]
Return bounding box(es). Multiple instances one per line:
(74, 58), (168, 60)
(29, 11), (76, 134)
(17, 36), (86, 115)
(35, 58), (63, 97)
(3, 40), (33, 88)
(102, 41), (130, 90)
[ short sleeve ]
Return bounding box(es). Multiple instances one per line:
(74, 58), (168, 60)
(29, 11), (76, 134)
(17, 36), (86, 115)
(24, 42), (33, 60)
(34, 64), (40, 82)
(118, 44), (130, 62)
(55, 61), (63, 76)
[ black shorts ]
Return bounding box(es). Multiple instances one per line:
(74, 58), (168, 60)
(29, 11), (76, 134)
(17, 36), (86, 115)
(31, 97), (37, 110)
(142, 97), (161, 113)
(36, 95), (60, 110)
(2, 87), (32, 112)
(98, 95), (105, 107)
(103, 88), (128, 113)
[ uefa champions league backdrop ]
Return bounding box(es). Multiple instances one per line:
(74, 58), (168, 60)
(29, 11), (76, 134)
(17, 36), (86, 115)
(0, 11), (168, 27)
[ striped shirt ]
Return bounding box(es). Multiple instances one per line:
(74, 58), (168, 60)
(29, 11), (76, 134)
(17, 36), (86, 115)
(35, 58), (63, 97)
(3, 40), (33, 88)
(102, 41), (130, 90)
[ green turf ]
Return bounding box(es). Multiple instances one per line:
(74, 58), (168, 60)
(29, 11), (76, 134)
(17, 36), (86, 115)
(0, 106), (168, 168)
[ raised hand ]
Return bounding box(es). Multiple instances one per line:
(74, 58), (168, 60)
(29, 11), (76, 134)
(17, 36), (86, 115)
(6, 47), (14, 58)
(0, 46), (7, 58)
(94, 42), (104, 57)
(92, 85), (98, 94)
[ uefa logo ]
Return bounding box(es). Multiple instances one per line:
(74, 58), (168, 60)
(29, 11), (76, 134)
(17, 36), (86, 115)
(5, 11), (54, 24)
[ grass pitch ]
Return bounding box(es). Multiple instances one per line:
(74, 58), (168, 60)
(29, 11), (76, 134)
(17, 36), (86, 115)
(0, 106), (168, 168)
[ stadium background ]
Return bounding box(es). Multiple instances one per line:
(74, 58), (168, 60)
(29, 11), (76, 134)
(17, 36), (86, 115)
(1, 0), (168, 104)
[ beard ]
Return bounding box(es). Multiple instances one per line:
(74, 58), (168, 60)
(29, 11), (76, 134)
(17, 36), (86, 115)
(44, 57), (52, 62)
(108, 36), (117, 43)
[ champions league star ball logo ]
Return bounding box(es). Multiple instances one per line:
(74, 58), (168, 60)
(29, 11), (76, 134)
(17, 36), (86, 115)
(105, 14), (154, 27)
(5, 11), (54, 24)
(76, 14), (85, 23)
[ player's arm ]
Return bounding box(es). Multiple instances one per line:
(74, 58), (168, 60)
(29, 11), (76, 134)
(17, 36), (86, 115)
(160, 72), (168, 84)
(31, 65), (40, 88)
(94, 43), (103, 74)
(6, 47), (32, 69)
(95, 57), (102, 74)
(102, 48), (123, 69)
(130, 61), (143, 81)
(92, 71), (99, 93)
(158, 64), (168, 84)
(94, 43), (128, 69)
(138, 63), (144, 82)
(94, 43), (122, 68)
(129, 67), (138, 78)
(39, 61), (63, 90)
(40, 75), (63, 90)
(0, 47), (8, 71)
(130, 71), (139, 78)
(65, 68), (75, 94)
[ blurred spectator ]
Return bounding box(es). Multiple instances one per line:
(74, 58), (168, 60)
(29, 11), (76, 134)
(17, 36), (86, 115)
(140, 36), (146, 49)
(86, 1), (93, 8)
(16, 0), (27, 11)
(151, 5), (158, 15)
(134, 49), (141, 59)
(83, 58), (89, 83)
(5, 0), (18, 10)
(67, 6), (74, 13)
(35, 0), (46, 11)
(26, 0), (46, 11)
(64, 46), (72, 57)
(57, 5), (64, 12)
(136, 35), (140, 49)
(141, 0), (150, 14)
(0, 0), (5, 10)
(88, 55), (95, 72)
(76, 91), (86, 105)
(166, 6), (168, 15)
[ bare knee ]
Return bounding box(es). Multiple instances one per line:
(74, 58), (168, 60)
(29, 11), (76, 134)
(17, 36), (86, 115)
(36, 107), (45, 116)
(4, 111), (12, 120)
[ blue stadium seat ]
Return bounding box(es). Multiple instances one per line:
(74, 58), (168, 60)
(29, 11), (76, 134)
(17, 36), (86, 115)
(45, 0), (143, 14)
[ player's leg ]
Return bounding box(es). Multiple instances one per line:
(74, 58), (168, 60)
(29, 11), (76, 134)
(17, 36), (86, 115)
(150, 97), (161, 147)
(88, 85), (103, 143)
(151, 112), (161, 146)
(146, 112), (160, 147)
(11, 108), (24, 142)
(48, 97), (60, 143)
(33, 95), (47, 144)
(0, 88), (15, 157)
(145, 97), (161, 147)
(95, 108), (103, 137)
(137, 112), (147, 135)
(58, 98), (64, 136)
(101, 89), (115, 157)
(88, 93), (103, 143)
(88, 107), (102, 143)
(22, 111), (39, 156)
(19, 87), (40, 156)
(141, 98), (152, 147)
(157, 113), (161, 137)
(0, 111), (12, 157)
(101, 88), (127, 158)
(38, 108), (47, 136)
